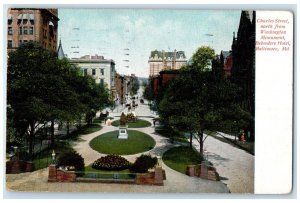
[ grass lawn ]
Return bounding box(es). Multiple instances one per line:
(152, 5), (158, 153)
(82, 165), (134, 179)
(77, 124), (102, 134)
(162, 146), (203, 174)
(62, 124), (102, 141)
(155, 127), (189, 144)
(89, 130), (155, 155)
(111, 119), (151, 128)
(33, 142), (74, 170)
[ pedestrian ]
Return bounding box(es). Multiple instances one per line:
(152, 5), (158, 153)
(241, 130), (245, 143)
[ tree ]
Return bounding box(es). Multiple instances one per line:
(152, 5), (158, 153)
(143, 80), (154, 101)
(8, 42), (65, 156)
(7, 42), (110, 158)
(130, 77), (139, 96)
(158, 46), (252, 156)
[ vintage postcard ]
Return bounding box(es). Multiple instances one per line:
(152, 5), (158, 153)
(3, 7), (293, 196)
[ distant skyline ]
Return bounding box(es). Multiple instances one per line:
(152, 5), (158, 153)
(58, 9), (241, 77)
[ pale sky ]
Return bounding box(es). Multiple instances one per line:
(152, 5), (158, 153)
(58, 9), (241, 77)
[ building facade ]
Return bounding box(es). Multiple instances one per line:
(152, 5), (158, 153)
(148, 49), (187, 77)
(70, 55), (116, 92)
(151, 69), (179, 98)
(7, 8), (59, 52)
(220, 50), (233, 76)
(231, 10), (256, 140)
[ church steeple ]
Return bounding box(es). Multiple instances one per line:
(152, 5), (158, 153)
(57, 39), (65, 59)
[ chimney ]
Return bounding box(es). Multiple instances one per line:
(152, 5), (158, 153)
(173, 49), (177, 69)
(162, 50), (165, 69)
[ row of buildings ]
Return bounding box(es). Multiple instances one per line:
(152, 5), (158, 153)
(6, 8), (137, 107)
(148, 10), (255, 140)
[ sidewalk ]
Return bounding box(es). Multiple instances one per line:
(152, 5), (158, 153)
(192, 134), (254, 193)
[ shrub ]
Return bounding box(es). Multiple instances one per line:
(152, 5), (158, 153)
(130, 154), (158, 173)
(92, 154), (131, 170)
(57, 150), (85, 174)
(127, 113), (136, 122)
(120, 112), (128, 126)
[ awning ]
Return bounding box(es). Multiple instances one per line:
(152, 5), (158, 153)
(23, 13), (29, 20)
(17, 14), (22, 19)
(7, 14), (12, 20)
(29, 14), (34, 20)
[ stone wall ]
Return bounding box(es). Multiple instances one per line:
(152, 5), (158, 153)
(48, 164), (165, 185)
(6, 160), (34, 174)
(48, 164), (76, 182)
(186, 162), (219, 181)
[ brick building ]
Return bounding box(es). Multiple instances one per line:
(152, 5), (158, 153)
(151, 69), (179, 98)
(7, 8), (59, 52)
(148, 49), (187, 76)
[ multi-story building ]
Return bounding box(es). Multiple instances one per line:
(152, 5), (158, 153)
(7, 8), (59, 52)
(151, 69), (179, 98)
(148, 49), (187, 77)
(70, 55), (116, 94)
(115, 73), (126, 104)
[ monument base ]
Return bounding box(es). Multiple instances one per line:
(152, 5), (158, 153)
(118, 127), (128, 139)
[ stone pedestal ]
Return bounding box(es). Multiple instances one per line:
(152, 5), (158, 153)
(186, 165), (196, 176)
(154, 166), (164, 185)
(118, 126), (128, 139)
(200, 161), (209, 179)
(10, 160), (21, 174)
(48, 164), (57, 182)
(25, 162), (34, 172)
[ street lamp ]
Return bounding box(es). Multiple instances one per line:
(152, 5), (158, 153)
(13, 146), (18, 160)
(204, 149), (209, 162)
(51, 150), (56, 164)
(157, 155), (162, 167)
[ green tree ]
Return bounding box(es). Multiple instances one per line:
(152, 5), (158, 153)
(158, 46), (252, 156)
(143, 80), (154, 101)
(7, 42), (64, 156)
(7, 42), (110, 157)
(130, 77), (140, 96)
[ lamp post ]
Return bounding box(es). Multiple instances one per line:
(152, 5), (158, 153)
(157, 155), (162, 167)
(51, 150), (56, 164)
(13, 146), (18, 160)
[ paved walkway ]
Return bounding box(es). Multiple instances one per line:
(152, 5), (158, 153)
(192, 134), (254, 193)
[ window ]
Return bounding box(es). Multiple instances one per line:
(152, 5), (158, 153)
(8, 40), (12, 48)
(23, 27), (28, 35)
(8, 19), (12, 25)
(100, 69), (104, 75)
(29, 27), (33, 35)
(23, 40), (28, 44)
(84, 69), (87, 76)
(19, 27), (22, 35)
(8, 27), (13, 35)
(92, 69), (96, 76)
(100, 79), (104, 86)
(23, 19), (28, 24)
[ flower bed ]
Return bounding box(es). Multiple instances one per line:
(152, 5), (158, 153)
(92, 155), (131, 170)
